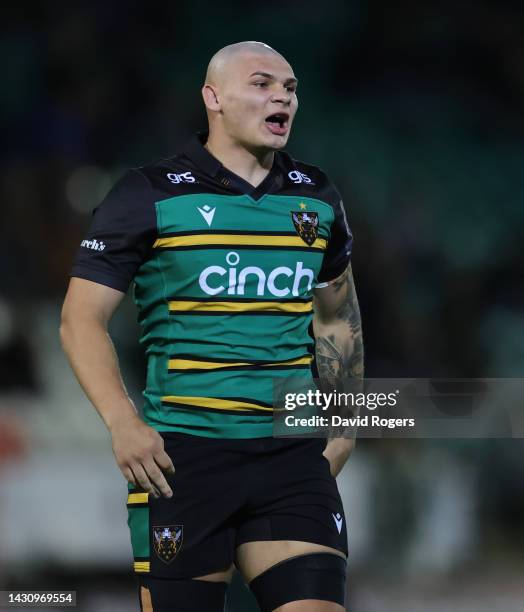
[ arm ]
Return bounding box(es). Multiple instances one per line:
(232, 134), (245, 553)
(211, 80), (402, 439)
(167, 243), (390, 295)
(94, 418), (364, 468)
(60, 277), (174, 498)
(313, 263), (364, 476)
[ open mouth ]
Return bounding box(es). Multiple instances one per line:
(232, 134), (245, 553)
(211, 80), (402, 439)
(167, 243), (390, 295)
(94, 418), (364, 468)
(265, 112), (289, 135)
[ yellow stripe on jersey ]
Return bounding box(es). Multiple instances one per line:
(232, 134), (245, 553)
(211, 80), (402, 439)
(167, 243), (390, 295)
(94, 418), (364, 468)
(153, 234), (327, 250)
(168, 355), (313, 371)
(162, 395), (274, 413)
(134, 561), (150, 573)
(127, 492), (149, 505)
(168, 299), (313, 314)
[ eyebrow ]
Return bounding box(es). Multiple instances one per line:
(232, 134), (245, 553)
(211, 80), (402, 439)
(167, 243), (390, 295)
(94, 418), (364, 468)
(249, 71), (298, 85)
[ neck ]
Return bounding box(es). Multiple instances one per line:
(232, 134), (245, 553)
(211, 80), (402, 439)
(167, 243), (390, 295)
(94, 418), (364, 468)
(205, 131), (274, 188)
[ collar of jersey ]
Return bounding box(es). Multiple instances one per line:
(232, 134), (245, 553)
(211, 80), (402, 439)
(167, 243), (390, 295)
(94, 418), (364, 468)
(183, 131), (284, 202)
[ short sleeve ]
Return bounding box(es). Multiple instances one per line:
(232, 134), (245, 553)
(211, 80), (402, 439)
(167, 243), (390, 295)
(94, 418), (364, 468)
(70, 169), (157, 293)
(317, 195), (353, 285)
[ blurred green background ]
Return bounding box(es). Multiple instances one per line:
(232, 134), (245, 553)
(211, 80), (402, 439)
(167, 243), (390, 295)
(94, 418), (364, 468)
(1, 1), (523, 610)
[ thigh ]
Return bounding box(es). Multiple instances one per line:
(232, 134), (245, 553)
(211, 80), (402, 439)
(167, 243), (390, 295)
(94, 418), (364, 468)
(237, 543), (347, 612)
(235, 438), (349, 610)
(235, 437), (348, 562)
(236, 540), (345, 583)
(274, 601), (345, 612)
(127, 433), (242, 581)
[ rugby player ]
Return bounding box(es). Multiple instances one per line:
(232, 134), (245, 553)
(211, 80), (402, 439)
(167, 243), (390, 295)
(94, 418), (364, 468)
(60, 41), (363, 612)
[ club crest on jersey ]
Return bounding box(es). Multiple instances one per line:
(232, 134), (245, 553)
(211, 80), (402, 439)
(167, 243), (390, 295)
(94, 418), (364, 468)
(153, 525), (183, 564)
(291, 211), (319, 246)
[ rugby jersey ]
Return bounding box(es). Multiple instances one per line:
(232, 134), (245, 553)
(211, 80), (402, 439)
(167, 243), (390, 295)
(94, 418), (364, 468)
(71, 132), (352, 438)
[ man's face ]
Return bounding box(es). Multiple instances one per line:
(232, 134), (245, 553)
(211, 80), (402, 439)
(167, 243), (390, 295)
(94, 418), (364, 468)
(218, 52), (298, 151)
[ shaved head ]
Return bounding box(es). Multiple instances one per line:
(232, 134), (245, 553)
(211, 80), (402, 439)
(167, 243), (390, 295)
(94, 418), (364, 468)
(202, 41), (298, 154)
(205, 41), (287, 87)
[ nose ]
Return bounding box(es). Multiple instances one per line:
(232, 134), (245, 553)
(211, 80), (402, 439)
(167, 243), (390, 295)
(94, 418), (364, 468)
(271, 86), (292, 106)
(272, 94), (291, 106)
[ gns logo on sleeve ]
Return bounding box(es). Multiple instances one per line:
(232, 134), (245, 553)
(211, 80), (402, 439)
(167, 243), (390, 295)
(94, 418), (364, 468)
(167, 172), (196, 184)
(288, 170), (313, 184)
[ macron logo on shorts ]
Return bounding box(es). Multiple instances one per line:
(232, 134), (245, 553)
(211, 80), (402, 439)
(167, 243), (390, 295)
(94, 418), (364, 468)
(332, 512), (343, 534)
(80, 238), (106, 251)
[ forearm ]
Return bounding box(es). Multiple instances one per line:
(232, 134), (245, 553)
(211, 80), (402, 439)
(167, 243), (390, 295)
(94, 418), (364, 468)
(60, 316), (138, 431)
(313, 266), (364, 470)
(314, 320), (363, 383)
(315, 318), (361, 466)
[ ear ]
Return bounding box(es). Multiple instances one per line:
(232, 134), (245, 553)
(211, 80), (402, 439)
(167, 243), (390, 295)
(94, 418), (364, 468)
(202, 84), (221, 112)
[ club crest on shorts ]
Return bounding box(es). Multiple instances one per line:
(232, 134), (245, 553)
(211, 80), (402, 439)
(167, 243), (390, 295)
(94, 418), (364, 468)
(152, 525), (183, 564)
(291, 211), (319, 246)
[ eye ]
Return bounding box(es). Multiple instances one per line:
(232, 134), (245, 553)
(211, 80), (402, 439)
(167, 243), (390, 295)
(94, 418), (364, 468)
(253, 81), (268, 88)
(286, 85), (297, 93)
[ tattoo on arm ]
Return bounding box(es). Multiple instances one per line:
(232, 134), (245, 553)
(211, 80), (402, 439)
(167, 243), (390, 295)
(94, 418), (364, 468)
(315, 268), (364, 383)
(316, 334), (344, 382)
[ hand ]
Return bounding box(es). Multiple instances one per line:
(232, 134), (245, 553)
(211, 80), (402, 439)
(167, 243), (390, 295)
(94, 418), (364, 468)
(110, 413), (175, 498)
(322, 438), (355, 477)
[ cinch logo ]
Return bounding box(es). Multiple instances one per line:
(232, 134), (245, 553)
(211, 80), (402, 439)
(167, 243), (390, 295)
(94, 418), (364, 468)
(167, 172), (196, 184)
(199, 252), (315, 297)
(80, 238), (106, 251)
(288, 170), (313, 184)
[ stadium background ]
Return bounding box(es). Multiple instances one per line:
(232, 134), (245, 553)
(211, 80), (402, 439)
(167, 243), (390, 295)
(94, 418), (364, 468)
(1, 1), (523, 610)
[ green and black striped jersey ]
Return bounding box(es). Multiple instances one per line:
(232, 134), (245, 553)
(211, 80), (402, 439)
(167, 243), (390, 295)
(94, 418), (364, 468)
(72, 132), (352, 438)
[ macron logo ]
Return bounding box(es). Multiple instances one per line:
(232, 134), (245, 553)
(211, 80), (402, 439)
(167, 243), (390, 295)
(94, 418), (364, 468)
(197, 205), (216, 227)
(332, 512), (343, 534)
(81, 238), (106, 251)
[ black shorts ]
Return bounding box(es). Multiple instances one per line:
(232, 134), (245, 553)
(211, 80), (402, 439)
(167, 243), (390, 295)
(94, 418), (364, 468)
(127, 434), (348, 580)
